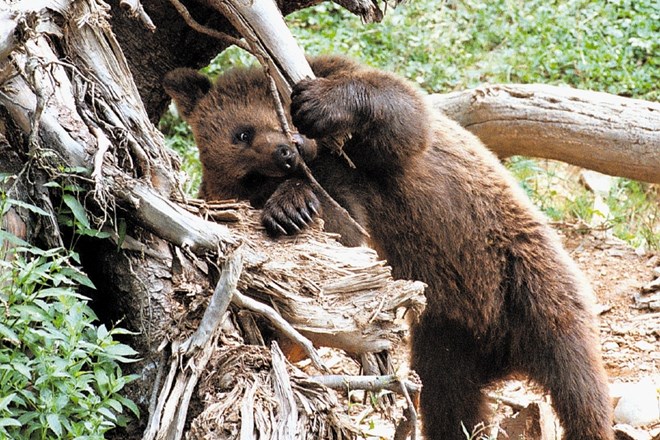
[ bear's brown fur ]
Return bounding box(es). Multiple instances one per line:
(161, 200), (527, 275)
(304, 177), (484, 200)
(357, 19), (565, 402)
(164, 56), (613, 440)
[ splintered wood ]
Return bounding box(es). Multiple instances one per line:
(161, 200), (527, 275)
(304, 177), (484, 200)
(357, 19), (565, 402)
(188, 345), (359, 440)
(193, 199), (427, 356)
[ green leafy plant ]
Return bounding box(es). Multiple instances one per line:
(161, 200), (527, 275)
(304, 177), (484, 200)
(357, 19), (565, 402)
(159, 109), (202, 197)
(0, 192), (139, 439)
(506, 157), (660, 249)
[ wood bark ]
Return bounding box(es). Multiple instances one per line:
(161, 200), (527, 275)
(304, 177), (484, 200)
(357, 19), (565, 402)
(429, 85), (660, 184)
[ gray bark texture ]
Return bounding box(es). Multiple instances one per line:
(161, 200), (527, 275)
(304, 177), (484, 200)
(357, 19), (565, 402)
(429, 85), (660, 184)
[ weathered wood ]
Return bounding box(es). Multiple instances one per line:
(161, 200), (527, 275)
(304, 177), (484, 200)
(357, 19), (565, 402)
(201, 0), (314, 103)
(0, 3), (426, 439)
(429, 85), (660, 183)
(144, 249), (242, 440)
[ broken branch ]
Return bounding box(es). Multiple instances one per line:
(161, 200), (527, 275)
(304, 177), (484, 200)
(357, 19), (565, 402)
(232, 288), (328, 372)
(429, 84), (660, 183)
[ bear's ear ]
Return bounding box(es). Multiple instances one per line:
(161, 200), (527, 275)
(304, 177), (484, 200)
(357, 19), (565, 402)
(163, 68), (212, 119)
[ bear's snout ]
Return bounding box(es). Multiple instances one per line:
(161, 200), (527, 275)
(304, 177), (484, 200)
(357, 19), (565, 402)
(274, 144), (299, 172)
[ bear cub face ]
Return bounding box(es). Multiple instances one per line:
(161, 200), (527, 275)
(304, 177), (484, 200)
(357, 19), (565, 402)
(163, 68), (317, 208)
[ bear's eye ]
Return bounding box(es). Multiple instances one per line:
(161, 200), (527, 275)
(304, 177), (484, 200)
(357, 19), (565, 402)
(232, 126), (254, 145)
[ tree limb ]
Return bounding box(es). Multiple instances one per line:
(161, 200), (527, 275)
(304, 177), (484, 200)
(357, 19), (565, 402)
(429, 84), (660, 183)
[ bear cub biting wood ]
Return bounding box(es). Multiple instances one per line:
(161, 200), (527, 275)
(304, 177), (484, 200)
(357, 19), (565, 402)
(164, 56), (613, 440)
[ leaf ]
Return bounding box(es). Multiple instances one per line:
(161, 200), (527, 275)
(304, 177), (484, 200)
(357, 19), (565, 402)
(0, 418), (21, 428)
(116, 396), (140, 417)
(79, 227), (112, 239)
(117, 218), (127, 248)
(0, 230), (30, 248)
(5, 199), (50, 216)
(0, 324), (19, 345)
(46, 413), (63, 437)
(94, 368), (110, 388)
(0, 394), (16, 412)
(62, 194), (91, 229)
(97, 324), (109, 341)
(59, 267), (96, 290)
(102, 343), (139, 362)
(97, 406), (117, 422)
(105, 398), (122, 413)
(37, 287), (90, 301)
(10, 362), (31, 380)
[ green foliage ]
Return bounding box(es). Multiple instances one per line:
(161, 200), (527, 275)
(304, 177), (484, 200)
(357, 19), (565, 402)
(507, 157), (660, 249)
(159, 111), (202, 196)
(606, 179), (660, 249)
(0, 194), (139, 439)
(164, 0), (659, 247)
(288, 0), (658, 100)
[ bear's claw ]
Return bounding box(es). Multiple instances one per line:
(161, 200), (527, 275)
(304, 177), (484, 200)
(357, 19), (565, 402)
(261, 179), (321, 238)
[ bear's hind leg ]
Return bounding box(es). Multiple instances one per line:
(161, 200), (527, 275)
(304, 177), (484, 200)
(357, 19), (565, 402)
(522, 322), (613, 440)
(412, 317), (491, 440)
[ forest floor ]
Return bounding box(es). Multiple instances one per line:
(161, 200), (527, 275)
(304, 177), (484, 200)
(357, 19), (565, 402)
(301, 227), (660, 439)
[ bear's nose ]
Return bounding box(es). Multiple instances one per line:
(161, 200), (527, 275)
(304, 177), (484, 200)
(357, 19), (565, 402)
(275, 144), (297, 170)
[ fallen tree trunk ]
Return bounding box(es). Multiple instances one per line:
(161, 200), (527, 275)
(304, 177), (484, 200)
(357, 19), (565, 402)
(429, 85), (660, 184)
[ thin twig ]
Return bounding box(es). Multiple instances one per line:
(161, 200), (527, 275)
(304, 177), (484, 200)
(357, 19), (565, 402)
(168, 0), (249, 50)
(396, 377), (417, 440)
(267, 74), (294, 142)
(306, 374), (420, 395)
(232, 289), (329, 373)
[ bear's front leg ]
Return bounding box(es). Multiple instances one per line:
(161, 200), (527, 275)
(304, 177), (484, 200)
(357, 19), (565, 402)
(290, 66), (431, 172)
(290, 77), (357, 144)
(262, 178), (321, 237)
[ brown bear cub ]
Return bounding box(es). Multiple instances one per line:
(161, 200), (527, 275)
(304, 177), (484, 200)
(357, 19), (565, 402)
(164, 56), (613, 440)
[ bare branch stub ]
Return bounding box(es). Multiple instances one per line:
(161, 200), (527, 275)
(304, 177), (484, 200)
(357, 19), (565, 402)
(119, 0), (156, 31)
(332, 0), (384, 23)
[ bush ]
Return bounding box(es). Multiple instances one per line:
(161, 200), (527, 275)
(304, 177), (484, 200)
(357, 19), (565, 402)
(0, 195), (139, 439)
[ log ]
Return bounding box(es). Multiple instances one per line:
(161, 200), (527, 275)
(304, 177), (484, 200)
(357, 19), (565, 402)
(0, 3), (426, 438)
(429, 85), (660, 183)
